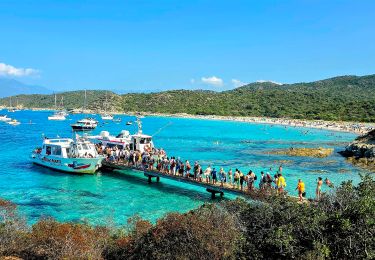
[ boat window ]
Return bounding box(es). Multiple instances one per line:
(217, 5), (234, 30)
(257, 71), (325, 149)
(81, 144), (89, 150)
(46, 146), (51, 155)
(51, 146), (62, 156)
(77, 144), (82, 150)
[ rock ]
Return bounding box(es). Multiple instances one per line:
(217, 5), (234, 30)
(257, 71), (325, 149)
(269, 147), (334, 158)
(339, 129), (375, 172)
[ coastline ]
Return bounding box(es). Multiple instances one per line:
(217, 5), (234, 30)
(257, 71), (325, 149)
(138, 112), (375, 135)
(4, 106), (374, 135)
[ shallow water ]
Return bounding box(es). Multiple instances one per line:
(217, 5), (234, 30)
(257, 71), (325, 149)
(0, 110), (368, 225)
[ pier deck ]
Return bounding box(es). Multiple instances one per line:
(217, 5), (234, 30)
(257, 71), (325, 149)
(102, 161), (298, 201)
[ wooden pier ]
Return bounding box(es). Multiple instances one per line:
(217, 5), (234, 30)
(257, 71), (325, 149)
(101, 161), (293, 201)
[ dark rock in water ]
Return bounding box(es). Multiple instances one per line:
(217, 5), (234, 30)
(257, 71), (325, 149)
(339, 129), (375, 171)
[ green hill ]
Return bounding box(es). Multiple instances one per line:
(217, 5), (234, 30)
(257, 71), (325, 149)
(1, 74), (375, 122)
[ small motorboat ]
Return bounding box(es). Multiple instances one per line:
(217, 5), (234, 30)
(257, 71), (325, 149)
(101, 114), (114, 120)
(113, 118), (121, 123)
(7, 119), (20, 125)
(126, 121), (133, 125)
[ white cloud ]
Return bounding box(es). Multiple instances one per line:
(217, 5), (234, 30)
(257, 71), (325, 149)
(231, 79), (247, 88)
(256, 80), (282, 85)
(201, 76), (224, 87)
(0, 62), (39, 77)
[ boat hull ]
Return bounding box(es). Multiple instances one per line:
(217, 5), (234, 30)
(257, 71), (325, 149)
(71, 125), (96, 131)
(31, 153), (103, 174)
(48, 117), (66, 121)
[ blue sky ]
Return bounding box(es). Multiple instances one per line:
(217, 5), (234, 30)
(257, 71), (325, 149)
(0, 0), (374, 92)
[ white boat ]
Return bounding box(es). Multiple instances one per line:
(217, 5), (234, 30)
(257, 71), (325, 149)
(48, 95), (67, 120)
(48, 111), (66, 121)
(101, 114), (113, 120)
(72, 90), (98, 131)
(89, 117), (155, 153)
(31, 137), (103, 174)
(71, 118), (98, 131)
(0, 114), (11, 122)
(7, 119), (20, 125)
(88, 130), (132, 149)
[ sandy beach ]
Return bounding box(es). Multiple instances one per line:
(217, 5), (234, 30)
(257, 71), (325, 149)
(7, 106), (374, 135)
(135, 112), (375, 135)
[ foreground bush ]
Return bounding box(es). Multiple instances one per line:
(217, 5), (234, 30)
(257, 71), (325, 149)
(0, 174), (374, 259)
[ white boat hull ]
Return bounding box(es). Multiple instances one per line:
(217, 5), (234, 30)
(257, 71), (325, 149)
(48, 116), (66, 121)
(31, 153), (103, 174)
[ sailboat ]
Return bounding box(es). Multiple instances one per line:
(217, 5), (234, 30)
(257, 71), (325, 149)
(48, 94), (66, 120)
(101, 92), (113, 120)
(71, 90), (98, 131)
(8, 97), (15, 112)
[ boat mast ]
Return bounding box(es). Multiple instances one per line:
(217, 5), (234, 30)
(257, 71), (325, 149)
(9, 97), (12, 108)
(84, 90), (87, 113)
(136, 116), (143, 134)
(54, 94), (57, 108)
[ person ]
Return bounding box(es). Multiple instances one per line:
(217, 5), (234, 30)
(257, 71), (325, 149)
(211, 168), (217, 184)
(276, 173), (286, 195)
(234, 169), (240, 189)
(247, 170), (255, 191)
(324, 178), (334, 188)
(219, 168), (226, 187)
(266, 173), (273, 190)
(259, 171), (265, 190)
(278, 165), (283, 174)
(239, 170), (245, 191)
(204, 165), (212, 183)
(295, 179), (305, 202)
(193, 161), (199, 180)
(185, 160), (191, 176)
(227, 169), (233, 186)
(316, 177), (323, 200)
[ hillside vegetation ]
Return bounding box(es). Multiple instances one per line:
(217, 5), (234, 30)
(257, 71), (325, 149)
(1, 74), (375, 122)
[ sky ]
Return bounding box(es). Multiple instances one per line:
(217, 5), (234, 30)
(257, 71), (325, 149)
(0, 0), (374, 92)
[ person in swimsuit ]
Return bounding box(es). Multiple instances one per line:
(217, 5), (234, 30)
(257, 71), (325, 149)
(316, 177), (323, 200)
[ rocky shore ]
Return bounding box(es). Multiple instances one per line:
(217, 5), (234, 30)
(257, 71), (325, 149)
(268, 147), (334, 158)
(339, 129), (375, 171)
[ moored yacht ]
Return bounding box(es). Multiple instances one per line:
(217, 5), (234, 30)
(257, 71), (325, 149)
(31, 137), (103, 174)
(89, 117), (155, 153)
(101, 113), (113, 120)
(48, 111), (66, 121)
(71, 118), (98, 131)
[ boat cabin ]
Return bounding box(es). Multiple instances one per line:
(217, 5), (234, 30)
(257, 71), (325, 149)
(41, 138), (98, 158)
(130, 133), (154, 153)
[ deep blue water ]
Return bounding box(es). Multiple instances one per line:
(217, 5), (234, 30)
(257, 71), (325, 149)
(0, 110), (367, 225)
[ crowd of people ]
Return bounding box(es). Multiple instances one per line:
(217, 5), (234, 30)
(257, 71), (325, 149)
(97, 144), (334, 201)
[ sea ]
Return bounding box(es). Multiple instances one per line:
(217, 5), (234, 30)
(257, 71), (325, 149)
(0, 110), (368, 225)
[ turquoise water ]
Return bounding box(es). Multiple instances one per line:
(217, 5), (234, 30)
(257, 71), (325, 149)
(0, 110), (367, 225)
